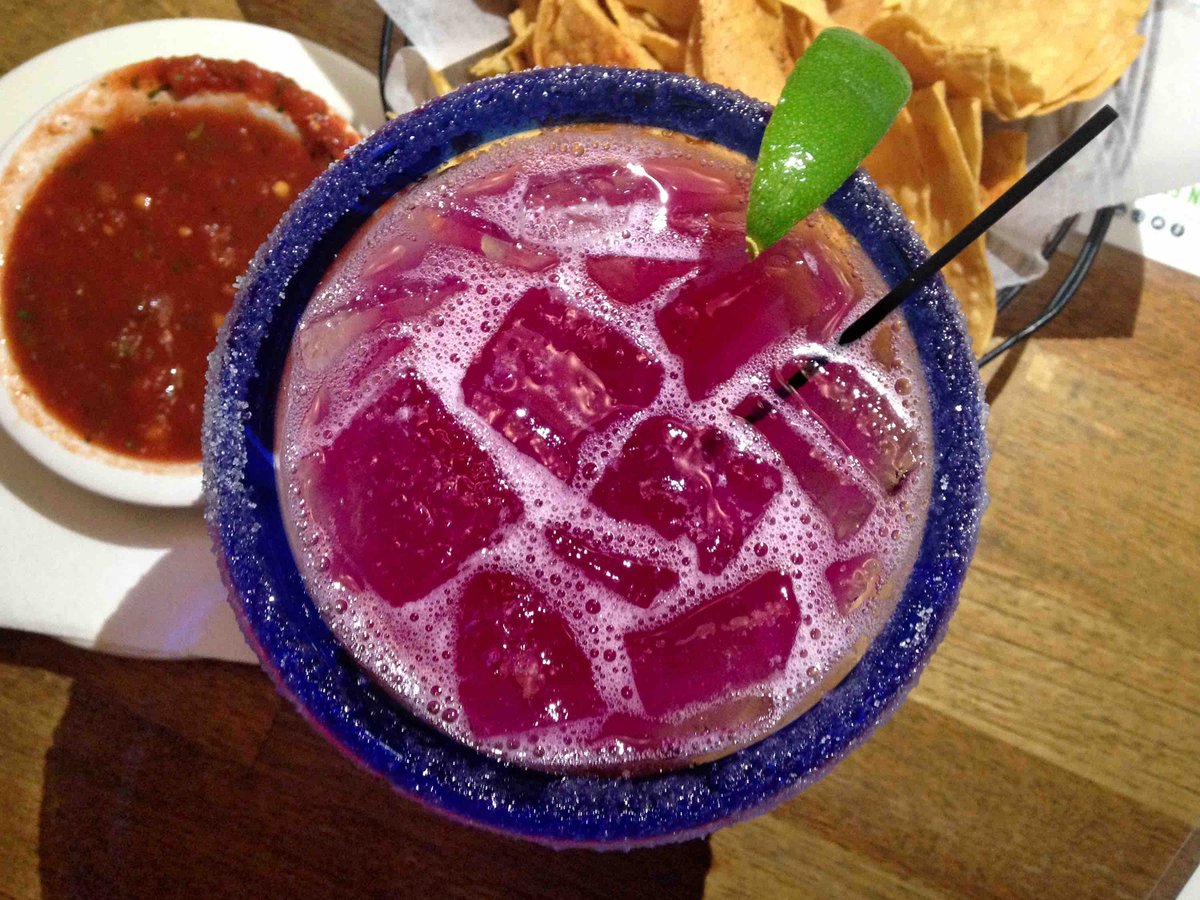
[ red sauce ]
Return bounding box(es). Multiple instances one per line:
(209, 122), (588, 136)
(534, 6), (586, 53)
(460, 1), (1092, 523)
(117, 56), (356, 161)
(2, 58), (354, 462)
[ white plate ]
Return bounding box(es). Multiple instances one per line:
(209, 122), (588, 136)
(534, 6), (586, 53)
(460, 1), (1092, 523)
(0, 18), (383, 140)
(0, 19), (384, 662)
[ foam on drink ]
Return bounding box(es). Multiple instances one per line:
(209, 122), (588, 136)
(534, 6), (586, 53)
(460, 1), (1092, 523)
(276, 125), (932, 774)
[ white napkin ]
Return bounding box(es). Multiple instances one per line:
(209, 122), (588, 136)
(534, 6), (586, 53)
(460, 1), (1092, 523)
(374, 0), (511, 73)
(383, 45), (448, 113)
(0, 426), (257, 663)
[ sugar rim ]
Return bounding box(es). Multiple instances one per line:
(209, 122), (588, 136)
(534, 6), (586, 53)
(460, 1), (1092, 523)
(202, 66), (988, 848)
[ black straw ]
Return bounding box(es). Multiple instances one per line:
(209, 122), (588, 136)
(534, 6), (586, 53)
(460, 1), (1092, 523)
(836, 104), (1118, 347)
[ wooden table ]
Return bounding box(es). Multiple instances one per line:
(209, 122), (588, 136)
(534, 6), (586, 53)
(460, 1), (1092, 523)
(1, 3), (1197, 897)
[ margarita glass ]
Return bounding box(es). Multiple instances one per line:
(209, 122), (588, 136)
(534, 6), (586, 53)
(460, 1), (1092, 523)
(203, 66), (987, 847)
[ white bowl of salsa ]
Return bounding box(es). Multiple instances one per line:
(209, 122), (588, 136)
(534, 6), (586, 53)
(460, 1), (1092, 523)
(0, 55), (357, 506)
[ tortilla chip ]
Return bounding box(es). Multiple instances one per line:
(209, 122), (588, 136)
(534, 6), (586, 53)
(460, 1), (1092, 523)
(484, 0), (1149, 121)
(608, 0), (647, 38)
(865, 82), (994, 353)
(865, 12), (997, 111)
(780, 0), (836, 24)
(683, 8), (704, 76)
(471, 7), (536, 77)
(471, 47), (512, 78)
(1036, 33), (1144, 114)
(1028, 2), (1143, 104)
(987, 57), (1025, 119)
(901, 0), (1063, 102)
(946, 95), (981, 183)
(616, 0), (697, 32)
(640, 27), (688, 69)
(980, 130), (1026, 206)
(532, 0), (664, 68)
(780, 0), (836, 58)
(430, 69), (454, 95)
(864, 105), (933, 232)
(1011, 0), (1144, 110)
(696, 0), (792, 102)
(827, 0), (886, 32)
(608, 0), (687, 68)
(865, 0), (1151, 119)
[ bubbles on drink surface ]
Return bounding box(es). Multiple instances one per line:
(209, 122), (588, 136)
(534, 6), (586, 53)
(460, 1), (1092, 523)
(276, 126), (933, 774)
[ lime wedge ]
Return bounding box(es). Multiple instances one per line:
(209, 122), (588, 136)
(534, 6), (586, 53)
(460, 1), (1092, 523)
(747, 28), (911, 255)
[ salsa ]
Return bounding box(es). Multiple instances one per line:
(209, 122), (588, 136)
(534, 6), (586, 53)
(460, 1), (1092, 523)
(118, 56), (356, 161)
(1, 58), (352, 461)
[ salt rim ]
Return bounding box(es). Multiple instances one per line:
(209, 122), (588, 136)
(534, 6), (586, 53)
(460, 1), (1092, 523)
(202, 66), (989, 848)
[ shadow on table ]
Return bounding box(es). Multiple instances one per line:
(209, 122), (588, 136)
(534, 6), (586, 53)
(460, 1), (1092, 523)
(981, 243), (1146, 406)
(993, 242), (1146, 343)
(34, 640), (712, 899)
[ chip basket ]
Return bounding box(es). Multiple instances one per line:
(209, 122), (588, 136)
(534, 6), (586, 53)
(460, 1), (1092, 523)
(376, 19), (1117, 370)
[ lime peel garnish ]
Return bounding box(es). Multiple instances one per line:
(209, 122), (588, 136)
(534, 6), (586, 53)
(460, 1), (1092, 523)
(747, 28), (912, 255)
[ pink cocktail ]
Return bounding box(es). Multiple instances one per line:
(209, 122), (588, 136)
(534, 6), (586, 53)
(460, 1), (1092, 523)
(275, 125), (932, 774)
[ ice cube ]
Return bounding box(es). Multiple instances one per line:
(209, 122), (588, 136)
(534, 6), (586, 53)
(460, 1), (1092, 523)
(737, 395), (875, 541)
(360, 206), (557, 282)
(641, 156), (743, 241)
(591, 416), (782, 575)
(656, 240), (856, 399)
(624, 571), (800, 717)
(522, 162), (662, 234)
(456, 571), (605, 738)
(298, 372), (522, 607)
(590, 695), (774, 757)
(296, 335), (412, 438)
(585, 255), (695, 305)
(298, 282), (462, 374)
(457, 167), (518, 199)
(642, 157), (741, 198)
(545, 523), (678, 608)
(825, 553), (885, 615)
(777, 360), (918, 492)
(462, 288), (663, 481)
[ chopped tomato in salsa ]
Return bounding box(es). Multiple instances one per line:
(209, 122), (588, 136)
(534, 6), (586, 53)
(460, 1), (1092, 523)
(3, 58), (352, 462)
(122, 56), (356, 161)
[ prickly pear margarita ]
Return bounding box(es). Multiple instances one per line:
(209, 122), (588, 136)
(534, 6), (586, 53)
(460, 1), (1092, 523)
(275, 124), (932, 774)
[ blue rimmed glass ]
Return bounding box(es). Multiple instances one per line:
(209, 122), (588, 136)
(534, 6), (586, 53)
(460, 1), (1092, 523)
(202, 66), (988, 848)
